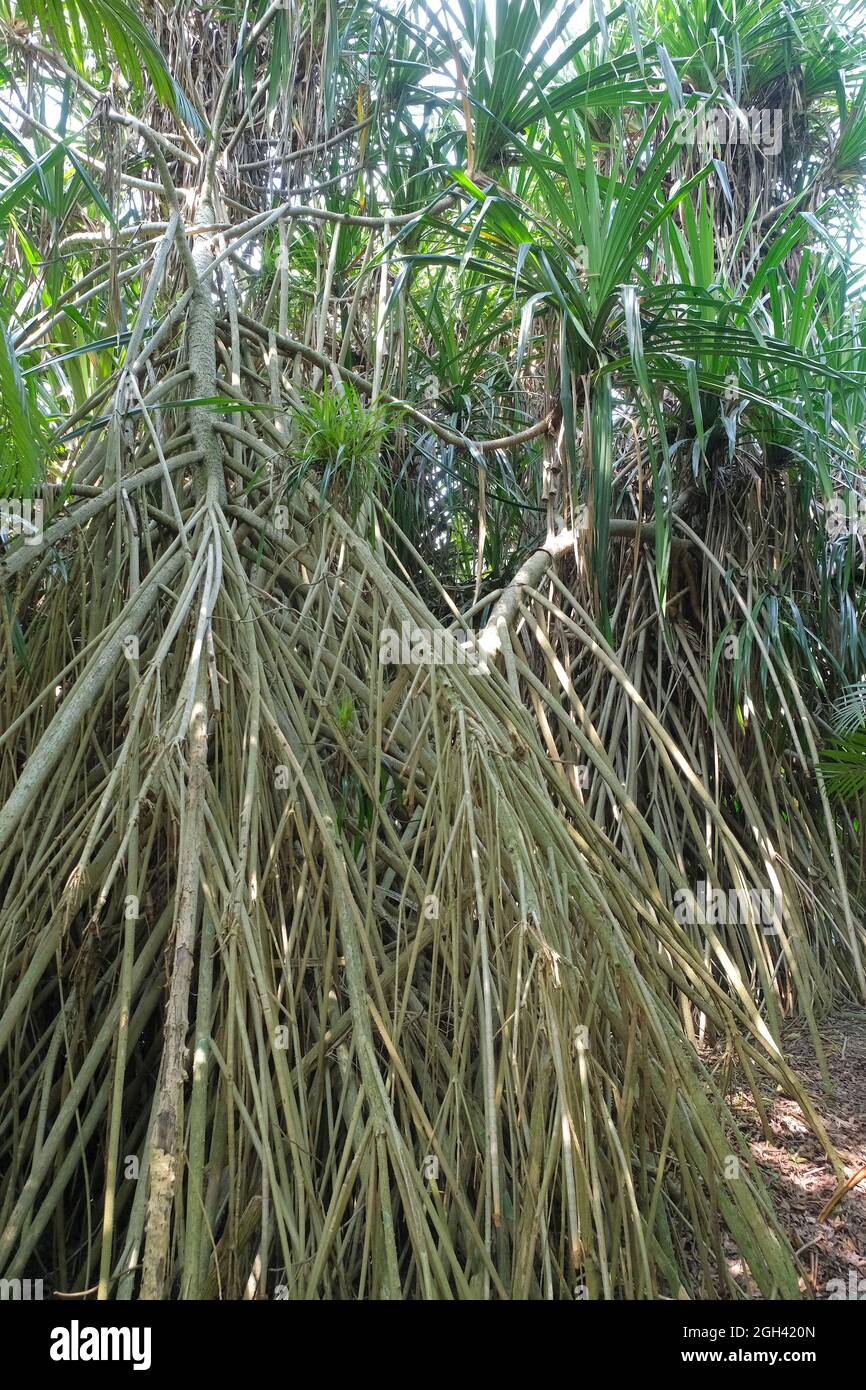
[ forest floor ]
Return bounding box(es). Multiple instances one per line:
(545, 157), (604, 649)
(724, 1005), (866, 1300)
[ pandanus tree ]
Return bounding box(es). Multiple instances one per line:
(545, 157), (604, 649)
(1, 0), (865, 1299)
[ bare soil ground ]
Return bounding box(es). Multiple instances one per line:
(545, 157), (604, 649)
(727, 1006), (866, 1299)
